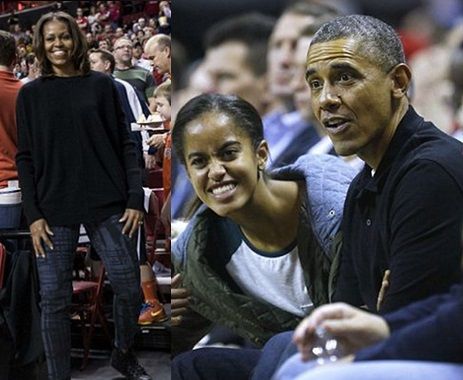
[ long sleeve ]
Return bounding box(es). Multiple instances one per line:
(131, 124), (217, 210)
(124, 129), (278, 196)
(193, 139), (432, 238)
(379, 161), (463, 313)
(355, 285), (463, 363)
(15, 89), (43, 225)
(109, 80), (143, 211)
(15, 73), (145, 226)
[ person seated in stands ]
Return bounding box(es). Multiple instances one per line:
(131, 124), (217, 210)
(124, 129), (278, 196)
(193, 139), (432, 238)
(144, 33), (171, 83)
(88, 48), (166, 327)
(263, 2), (339, 169)
(113, 37), (155, 101)
(138, 80), (173, 325)
(170, 93), (357, 366)
(274, 274), (463, 379)
(146, 80), (172, 211)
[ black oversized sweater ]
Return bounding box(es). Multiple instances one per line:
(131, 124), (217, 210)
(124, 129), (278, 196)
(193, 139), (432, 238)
(16, 71), (144, 226)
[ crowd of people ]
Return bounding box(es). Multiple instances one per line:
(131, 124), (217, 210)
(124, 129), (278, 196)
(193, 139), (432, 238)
(170, 1), (463, 380)
(0, 1), (171, 379)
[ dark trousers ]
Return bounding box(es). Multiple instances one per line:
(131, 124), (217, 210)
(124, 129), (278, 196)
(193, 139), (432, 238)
(36, 214), (141, 380)
(172, 331), (296, 380)
(172, 347), (261, 380)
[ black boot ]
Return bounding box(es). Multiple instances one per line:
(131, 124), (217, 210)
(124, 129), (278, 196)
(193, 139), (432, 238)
(110, 348), (152, 380)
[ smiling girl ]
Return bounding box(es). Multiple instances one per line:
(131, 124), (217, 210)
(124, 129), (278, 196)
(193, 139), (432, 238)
(171, 93), (357, 355)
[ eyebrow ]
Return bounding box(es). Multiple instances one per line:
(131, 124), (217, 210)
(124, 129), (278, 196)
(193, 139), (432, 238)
(217, 141), (241, 153)
(186, 141), (241, 161)
(306, 62), (356, 80)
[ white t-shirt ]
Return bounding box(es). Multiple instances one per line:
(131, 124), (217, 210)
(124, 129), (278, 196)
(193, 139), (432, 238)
(218, 222), (313, 317)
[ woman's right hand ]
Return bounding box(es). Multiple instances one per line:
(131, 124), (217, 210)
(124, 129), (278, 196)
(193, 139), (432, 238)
(30, 218), (54, 257)
(171, 273), (191, 326)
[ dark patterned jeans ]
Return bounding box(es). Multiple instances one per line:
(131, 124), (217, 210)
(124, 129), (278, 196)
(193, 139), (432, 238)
(35, 214), (141, 380)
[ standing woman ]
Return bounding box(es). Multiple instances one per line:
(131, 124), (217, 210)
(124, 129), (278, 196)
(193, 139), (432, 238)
(16, 12), (151, 380)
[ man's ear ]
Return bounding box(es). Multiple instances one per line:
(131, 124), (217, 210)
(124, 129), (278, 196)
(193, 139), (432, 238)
(390, 63), (412, 98)
(104, 60), (111, 73)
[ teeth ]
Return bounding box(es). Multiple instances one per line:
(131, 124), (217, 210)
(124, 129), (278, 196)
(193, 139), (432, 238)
(212, 184), (235, 195)
(326, 120), (344, 127)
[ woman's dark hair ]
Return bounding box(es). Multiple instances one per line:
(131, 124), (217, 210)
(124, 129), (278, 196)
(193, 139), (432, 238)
(172, 93), (264, 165)
(34, 11), (90, 76)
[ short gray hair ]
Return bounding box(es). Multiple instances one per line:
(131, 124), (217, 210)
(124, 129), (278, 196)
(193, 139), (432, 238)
(310, 15), (405, 72)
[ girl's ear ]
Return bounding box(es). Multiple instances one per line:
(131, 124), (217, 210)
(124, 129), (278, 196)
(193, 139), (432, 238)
(256, 139), (269, 170)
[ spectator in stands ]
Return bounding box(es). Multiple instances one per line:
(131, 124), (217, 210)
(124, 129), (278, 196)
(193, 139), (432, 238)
(107, 1), (121, 30)
(15, 12), (152, 380)
(0, 31), (22, 190)
(144, 33), (171, 82)
(132, 17), (146, 34)
(85, 31), (98, 49)
(202, 13), (275, 116)
(263, 2), (340, 168)
(274, 284), (463, 379)
(75, 7), (88, 32)
(146, 80), (171, 213)
(170, 94), (356, 367)
(87, 4), (99, 34)
(148, 17), (158, 32)
(20, 52), (40, 84)
(88, 48), (147, 164)
(133, 41), (151, 71)
(88, 47), (167, 327)
(95, 2), (110, 28)
(113, 36), (155, 100)
(97, 37), (112, 51)
(138, 80), (173, 324)
(114, 26), (125, 41)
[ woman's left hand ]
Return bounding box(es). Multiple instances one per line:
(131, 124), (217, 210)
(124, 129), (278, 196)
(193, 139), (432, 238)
(119, 208), (144, 238)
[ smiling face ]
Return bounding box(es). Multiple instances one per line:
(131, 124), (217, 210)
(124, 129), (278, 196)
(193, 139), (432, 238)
(183, 111), (268, 217)
(306, 38), (408, 166)
(43, 19), (75, 76)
